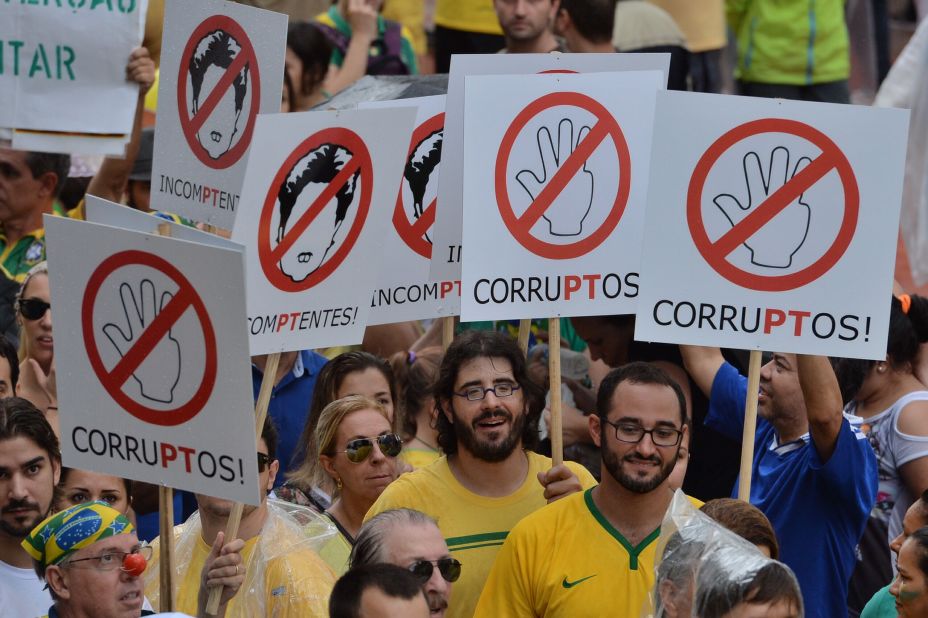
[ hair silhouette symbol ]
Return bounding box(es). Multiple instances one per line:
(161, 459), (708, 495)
(188, 30), (249, 160)
(404, 129), (442, 242)
(275, 143), (360, 283)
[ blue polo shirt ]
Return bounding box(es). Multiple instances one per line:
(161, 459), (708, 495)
(706, 362), (877, 618)
(252, 350), (328, 486)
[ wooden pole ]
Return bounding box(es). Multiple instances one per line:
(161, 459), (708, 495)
(441, 316), (454, 351)
(158, 486), (175, 611)
(548, 318), (563, 466)
(155, 222), (175, 611)
(738, 350), (763, 501)
(517, 319), (531, 354)
(205, 351), (281, 614)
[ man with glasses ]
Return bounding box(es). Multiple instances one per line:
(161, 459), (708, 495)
(144, 417), (337, 616)
(351, 509), (459, 617)
(475, 362), (695, 616)
(24, 500), (244, 618)
(366, 330), (595, 618)
(681, 348), (877, 618)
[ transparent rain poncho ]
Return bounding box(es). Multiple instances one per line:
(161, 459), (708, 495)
(644, 491), (804, 618)
(144, 499), (338, 617)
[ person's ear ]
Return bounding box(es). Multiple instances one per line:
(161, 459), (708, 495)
(589, 414), (602, 447)
(45, 565), (71, 600)
(439, 399), (454, 425)
(266, 459), (280, 492)
(320, 454), (338, 482)
(36, 171), (59, 201)
(52, 458), (61, 486)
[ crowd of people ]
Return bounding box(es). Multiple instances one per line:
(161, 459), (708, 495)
(2, 0), (928, 617)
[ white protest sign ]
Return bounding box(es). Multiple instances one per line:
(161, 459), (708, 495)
(430, 52), (669, 282)
(151, 0), (287, 229)
(460, 72), (661, 321)
(0, 0), (146, 154)
(359, 96), (461, 324)
(635, 91), (909, 359)
(84, 195), (242, 251)
(232, 108), (416, 354)
(45, 216), (261, 504)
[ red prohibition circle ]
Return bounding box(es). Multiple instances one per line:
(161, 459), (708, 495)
(177, 15), (261, 170)
(257, 127), (374, 292)
(81, 250), (218, 427)
(687, 118), (859, 292)
(393, 112), (445, 259)
(495, 91), (631, 260)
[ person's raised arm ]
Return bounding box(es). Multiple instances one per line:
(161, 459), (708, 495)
(797, 354), (844, 462)
(679, 345), (726, 399)
(320, 0), (378, 99)
(86, 47), (156, 204)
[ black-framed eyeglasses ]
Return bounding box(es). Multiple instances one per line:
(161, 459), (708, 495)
(335, 434), (403, 463)
(454, 382), (521, 401)
(17, 298), (50, 321)
(408, 558), (462, 583)
(257, 452), (274, 472)
(63, 545), (153, 572)
(602, 419), (683, 447)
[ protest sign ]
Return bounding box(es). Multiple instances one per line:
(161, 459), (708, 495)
(460, 72), (662, 321)
(45, 216), (261, 505)
(360, 96), (461, 324)
(84, 195), (242, 251)
(0, 0), (147, 155)
(152, 0), (286, 229)
(232, 107), (416, 354)
(430, 52), (669, 282)
(635, 91), (910, 359)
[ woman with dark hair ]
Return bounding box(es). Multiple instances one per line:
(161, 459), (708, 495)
(55, 467), (134, 522)
(285, 21), (333, 111)
(836, 294), (928, 611)
(390, 347), (442, 469)
(891, 527), (928, 617)
(277, 351), (397, 508)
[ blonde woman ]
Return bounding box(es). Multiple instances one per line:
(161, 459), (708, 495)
(14, 262), (58, 432)
(287, 395), (403, 574)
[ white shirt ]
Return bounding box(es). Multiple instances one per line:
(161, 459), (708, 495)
(0, 558), (52, 618)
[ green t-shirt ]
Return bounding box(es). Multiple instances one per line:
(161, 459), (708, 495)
(0, 202), (66, 282)
(314, 6), (418, 74)
(861, 584), (897, 618)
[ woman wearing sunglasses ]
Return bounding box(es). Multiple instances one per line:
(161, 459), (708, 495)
(277, 351), (400, 509)
(14, 262), (58, 430)
(286, 394), (403, 575)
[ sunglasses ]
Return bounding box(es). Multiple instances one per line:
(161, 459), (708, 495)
(257, 452), (274, 472)
(18, 298), (50, 321)
(408, 558), (462, 584)
(335, 434), (403, 463)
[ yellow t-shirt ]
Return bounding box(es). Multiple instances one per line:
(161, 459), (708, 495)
(318, 529), (352, 576)
(435, 0), (503, 35)
(365, 452), (597, 618)
(647, 0), (726, 52)
(399, 447), (441, 470)
(145, 514), (335, 617)
(474, 488), (702, 617)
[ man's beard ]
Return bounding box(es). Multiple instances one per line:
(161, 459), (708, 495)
(455, 407), (525, 463)
(603, 443), (676, 494)
(0, 498), (47, 538)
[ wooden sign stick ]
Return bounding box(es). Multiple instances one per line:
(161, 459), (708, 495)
(205, 351), (281, 614)
(548, 318), (563, 466)
(738, 350), (763, 501)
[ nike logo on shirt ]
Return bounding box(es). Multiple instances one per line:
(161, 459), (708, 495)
(562, 574), (597, 588)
